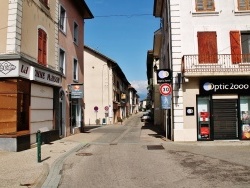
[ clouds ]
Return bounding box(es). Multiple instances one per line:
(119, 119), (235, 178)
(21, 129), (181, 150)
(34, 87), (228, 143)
(130, 80), (148, 98)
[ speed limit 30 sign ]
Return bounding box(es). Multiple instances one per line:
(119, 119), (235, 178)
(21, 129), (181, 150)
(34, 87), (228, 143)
(159, 83), (172, 96)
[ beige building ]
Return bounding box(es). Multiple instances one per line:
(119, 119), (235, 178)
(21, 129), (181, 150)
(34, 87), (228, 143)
(84, 46), (131, 125)
(0, 0), (61, 151)
(152, 0), (250, 141)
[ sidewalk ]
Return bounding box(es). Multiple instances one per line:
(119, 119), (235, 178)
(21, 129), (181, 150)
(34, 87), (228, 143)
(0, 127), (104, 188)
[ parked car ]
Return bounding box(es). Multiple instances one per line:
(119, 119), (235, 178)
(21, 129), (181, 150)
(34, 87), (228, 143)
(141, 112), (152, 122)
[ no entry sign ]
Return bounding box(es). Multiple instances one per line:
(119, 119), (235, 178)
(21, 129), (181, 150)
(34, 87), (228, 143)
(159, 83), (172, 96)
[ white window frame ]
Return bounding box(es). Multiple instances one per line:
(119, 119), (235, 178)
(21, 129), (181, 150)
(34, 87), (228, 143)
(73, 21), (79, 44)
(73, 58), (78, 81)
(59, 48), (66, 75)
(59, 5), (67, 33)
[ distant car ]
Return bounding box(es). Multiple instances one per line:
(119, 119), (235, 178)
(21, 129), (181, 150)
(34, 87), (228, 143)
(141, 112), (152, 122)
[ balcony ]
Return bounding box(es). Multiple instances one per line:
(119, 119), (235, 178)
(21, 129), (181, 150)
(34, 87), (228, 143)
(182, 54), (250, 77)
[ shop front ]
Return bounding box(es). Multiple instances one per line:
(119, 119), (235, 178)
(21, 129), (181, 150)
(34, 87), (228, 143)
(0, 59), (61, 151)
(197, 78), (250, 141)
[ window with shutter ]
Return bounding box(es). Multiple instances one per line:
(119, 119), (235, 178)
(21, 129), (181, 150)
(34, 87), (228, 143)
(196, 0), (215, 11)
(197, 32), (218, 63)
(238, 0), (250, 10)
(37, 29), (47, 66)
(230, 31), (242, 64)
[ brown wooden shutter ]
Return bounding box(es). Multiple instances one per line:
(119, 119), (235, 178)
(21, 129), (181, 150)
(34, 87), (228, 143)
(197, 31), (218, 63)
(230, 31), (241, 64)
(196, 0), (204, 11)
(238, 0), (246, 10)
(206, 0), (215, 11)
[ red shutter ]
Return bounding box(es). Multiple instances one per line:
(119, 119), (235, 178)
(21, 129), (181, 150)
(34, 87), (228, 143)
(197, 32), (218, 63)
(43, 32), (47, 66)
(38, 29), (47, 66)
(38, 29), (43, 64)
(230, 31), (241, 64)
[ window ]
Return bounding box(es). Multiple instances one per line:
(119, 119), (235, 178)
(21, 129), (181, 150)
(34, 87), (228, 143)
(39, 0), (49, 7)
(38, 28), (47, 66)
(73, 58), (78, 81)
(195, 0), (215, 11)
(59, 48), (65, 74)
(230, 31), (250, 63)
(238, 0), (250, 10)
(197, 32), (218, 63)
(59, 5), (66, 32)
(73, 22), (79, 44)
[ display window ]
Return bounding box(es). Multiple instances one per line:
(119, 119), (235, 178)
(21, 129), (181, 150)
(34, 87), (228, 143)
(240, 96), (250, 140)
(197, 96), (211, 140)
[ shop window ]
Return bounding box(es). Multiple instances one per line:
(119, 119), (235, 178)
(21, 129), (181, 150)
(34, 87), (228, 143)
(59, 48), (66, 74)
(197, 96), (211, 140)
(238, 0), (250, 10)
(197, 31), (218, 63)
(195, 0), (215, 11)
(240, 96), (250, 140)
(230, 31), (250, 63)
(38, 28), (47, 66)
(71, 99), (81, 127)
(59, 5), (66, 33)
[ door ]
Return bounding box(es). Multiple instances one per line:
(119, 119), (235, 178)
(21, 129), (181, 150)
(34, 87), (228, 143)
(212, 99), (238, 139)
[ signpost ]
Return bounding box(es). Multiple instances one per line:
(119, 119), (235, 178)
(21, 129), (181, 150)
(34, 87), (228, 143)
(159, 83), (172, 96)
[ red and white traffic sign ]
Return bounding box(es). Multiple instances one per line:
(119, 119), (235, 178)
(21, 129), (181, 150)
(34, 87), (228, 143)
(104, 106), (109, 111)
(159, 83), (172, 96)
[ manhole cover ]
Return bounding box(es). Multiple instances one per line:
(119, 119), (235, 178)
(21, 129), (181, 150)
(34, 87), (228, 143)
(76, 152), (93, 156)
(147, 145), (165, 150)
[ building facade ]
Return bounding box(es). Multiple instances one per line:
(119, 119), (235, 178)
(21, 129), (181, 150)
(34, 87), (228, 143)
(84, 46), (131, 125)
(152, 0), (250, 141)
(58, 0), (93, 136)
(0, 0), (61, 151)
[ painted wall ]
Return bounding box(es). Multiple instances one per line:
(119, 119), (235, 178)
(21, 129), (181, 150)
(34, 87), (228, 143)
(0, 0), (8, 53)
(84, 48), (113, 125)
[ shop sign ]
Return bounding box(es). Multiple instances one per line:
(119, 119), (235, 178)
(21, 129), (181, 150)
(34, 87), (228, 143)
(71, 84), (83, 99)
(0, 60), (18, 77)
(33, 68), (61, 87)
(200, 79), (250, 94)
(157, 69), (172, 83)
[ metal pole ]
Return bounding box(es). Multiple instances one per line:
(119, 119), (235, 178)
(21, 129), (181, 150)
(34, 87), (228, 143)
(37, 130), (41, 163)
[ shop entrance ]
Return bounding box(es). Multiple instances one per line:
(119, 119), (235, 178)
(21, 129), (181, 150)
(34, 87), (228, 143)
(212, 99), (238, 139)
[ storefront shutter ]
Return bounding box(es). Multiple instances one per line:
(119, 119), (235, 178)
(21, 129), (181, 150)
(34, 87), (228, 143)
(197, 31), (218, 63)
(230, 31), (242, 64)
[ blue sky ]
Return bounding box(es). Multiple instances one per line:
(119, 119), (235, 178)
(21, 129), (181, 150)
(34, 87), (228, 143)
(84, 0), (160, 99)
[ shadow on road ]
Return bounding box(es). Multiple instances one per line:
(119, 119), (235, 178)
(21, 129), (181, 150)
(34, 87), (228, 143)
(141, 122), (166, 141)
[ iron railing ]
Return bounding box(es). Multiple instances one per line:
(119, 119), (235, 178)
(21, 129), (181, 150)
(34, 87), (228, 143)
(182, 54), (250, 75)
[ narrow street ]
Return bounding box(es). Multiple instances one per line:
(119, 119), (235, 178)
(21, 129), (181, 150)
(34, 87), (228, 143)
(58, 113), (250, 188)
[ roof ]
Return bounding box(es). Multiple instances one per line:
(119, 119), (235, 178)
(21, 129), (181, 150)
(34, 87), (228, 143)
(75, 0), (94, 19)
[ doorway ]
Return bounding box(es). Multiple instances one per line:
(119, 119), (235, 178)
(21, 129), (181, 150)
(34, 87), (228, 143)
(212, 99), (238, 139)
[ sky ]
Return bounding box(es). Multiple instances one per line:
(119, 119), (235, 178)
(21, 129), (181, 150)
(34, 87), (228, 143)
(84, 0), (160, 99)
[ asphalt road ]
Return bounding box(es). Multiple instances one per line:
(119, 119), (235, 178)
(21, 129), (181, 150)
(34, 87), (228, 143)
(58, 113), (250, 188)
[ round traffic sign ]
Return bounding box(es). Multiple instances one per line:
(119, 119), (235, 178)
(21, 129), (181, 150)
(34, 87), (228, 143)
(94, 106), (98, 111)
(104, 106), (109, 111)
(159, 83), (172, 96)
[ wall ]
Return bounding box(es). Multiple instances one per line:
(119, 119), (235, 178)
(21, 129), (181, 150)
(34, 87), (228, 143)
(84, 48), (113, 125)
(0, 0), (8, 53)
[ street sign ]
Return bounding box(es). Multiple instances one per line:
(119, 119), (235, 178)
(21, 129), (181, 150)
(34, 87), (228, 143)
(104, 106), (109, 111)
(159, 83), (172, 96)
(94, 106), (98, 112)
